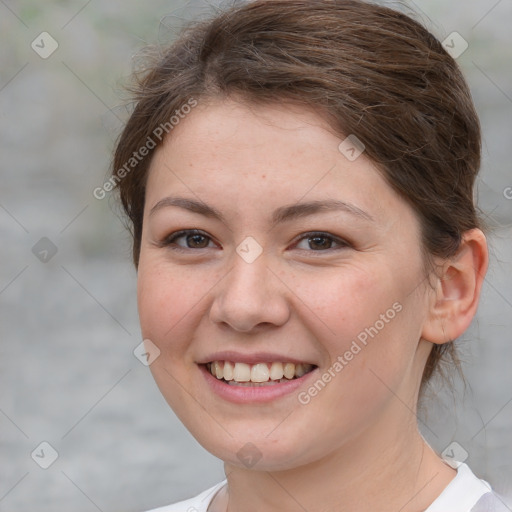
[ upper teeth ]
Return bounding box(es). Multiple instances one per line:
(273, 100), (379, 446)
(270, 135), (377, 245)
(207, 361), (314, 382)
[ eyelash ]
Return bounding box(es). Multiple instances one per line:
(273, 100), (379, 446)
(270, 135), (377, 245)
(158, 229), (351, 253)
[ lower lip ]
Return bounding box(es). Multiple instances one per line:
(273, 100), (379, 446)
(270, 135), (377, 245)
(198, 364), (318, 404)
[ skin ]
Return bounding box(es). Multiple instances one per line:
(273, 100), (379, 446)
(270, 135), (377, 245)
(137, 97), (488, 512)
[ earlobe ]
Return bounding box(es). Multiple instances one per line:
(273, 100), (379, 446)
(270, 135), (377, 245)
(421, 229), (488, 345)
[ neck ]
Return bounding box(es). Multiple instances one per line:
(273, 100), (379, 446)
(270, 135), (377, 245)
(219, 419), (456, 512)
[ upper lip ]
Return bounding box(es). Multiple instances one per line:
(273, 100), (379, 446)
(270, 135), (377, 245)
(196, 351), (317, 366)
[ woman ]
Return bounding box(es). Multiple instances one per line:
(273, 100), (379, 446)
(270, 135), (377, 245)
(111, 1), (506, 510)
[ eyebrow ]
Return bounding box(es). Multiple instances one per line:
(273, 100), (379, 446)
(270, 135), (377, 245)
(149, 196), (374, 226)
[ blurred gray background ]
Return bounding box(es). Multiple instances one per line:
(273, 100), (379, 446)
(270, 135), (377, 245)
(1, 0), (511, 510)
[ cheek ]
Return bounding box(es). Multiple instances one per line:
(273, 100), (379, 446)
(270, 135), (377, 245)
(136, 261), (206, 414)
(137, 257), (230, 364)
(288, 262), (422, 393)
(137, 261), (201, 354)
(285, 263), (401, 345)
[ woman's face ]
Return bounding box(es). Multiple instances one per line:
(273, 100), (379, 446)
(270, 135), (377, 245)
(137, 98), (434, 470)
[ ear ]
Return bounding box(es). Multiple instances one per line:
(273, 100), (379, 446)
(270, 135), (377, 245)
(421, 228), (488, 345)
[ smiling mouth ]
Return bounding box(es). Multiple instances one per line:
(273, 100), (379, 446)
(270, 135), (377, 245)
(204, 361), (317, 386)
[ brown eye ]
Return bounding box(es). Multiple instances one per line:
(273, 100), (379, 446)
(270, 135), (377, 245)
(308, 236), (333, 250)
(161, 229), (215, 250)
(294, 232), (350, 251)
(185, 233), (210, 248)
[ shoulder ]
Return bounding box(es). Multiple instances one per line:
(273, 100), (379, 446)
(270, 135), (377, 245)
(426, 462), (508, 512)
(143, 479), (227, 512)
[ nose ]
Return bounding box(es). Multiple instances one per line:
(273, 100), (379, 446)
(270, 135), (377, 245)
(209, 254), (290, 333)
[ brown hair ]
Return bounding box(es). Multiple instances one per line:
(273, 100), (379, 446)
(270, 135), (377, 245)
(111, 0), (482, 391)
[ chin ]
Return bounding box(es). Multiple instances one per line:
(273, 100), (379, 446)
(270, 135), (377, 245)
(192, 429), (315, 472)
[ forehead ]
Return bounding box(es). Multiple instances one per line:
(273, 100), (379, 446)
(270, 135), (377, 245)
(145, 98), (407, 226)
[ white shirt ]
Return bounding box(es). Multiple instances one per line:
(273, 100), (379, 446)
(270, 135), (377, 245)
(145, 462), (507, 512)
